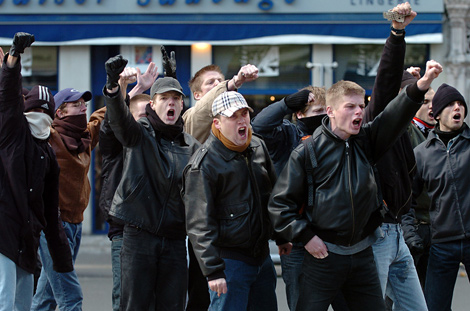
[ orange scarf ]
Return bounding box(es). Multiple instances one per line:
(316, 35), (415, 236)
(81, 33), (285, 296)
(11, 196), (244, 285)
(211, 123), (252, 153)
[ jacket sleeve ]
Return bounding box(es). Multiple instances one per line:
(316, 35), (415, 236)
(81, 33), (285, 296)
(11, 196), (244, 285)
(0, 55), (25, 146)
(43, 151), (73, 273)
(87, 106), (106, 151)
(105, 87), (143, 148)
(364, 33), (406, 122)
(251, 98), (297, 155)
(183, 163), (226, 280)
(366, 83), (424, 162)
(268, 144), (315, 245)
(182, 80), (229, 143)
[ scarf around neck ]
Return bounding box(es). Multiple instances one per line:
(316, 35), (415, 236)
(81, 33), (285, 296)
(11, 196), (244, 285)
(24, 111), (52, 140)
(211, 122), (252, 153)
(145, 104), (184, 142)
(52, 114), (91, 153)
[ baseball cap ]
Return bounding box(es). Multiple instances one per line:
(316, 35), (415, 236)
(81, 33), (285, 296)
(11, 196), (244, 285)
(212, 91), (253, 117)
(150, 77), (185, 98)
(54, 88), (92, 112)
(24, 85), (55, 120)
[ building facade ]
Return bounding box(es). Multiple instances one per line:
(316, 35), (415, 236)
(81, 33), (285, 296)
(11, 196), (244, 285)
(0, 0), (450, 234)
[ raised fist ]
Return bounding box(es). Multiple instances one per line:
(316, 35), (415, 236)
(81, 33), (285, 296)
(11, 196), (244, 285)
(10, 32), (35, 57)
(105, 55), (128, 90)
(161, 45), (177, 79)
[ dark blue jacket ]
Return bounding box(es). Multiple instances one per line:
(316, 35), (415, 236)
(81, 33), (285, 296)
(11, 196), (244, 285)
(251, 98), (309, 175)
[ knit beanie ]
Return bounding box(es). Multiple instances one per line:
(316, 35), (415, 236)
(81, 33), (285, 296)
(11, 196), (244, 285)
(24, 85), (55, 120)
(400, 70), (417, 89)
(432, 83), (467, 118)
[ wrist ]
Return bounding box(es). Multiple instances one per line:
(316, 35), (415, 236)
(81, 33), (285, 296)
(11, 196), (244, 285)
(391, 26), (405, 36)
(232, 75), (242, 89)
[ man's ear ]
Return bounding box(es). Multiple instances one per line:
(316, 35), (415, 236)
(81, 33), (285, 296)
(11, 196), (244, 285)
(194, 91), (202, 101)
(326, 106), (334, 118)
(296, 111), (304, 119)
(149, 100), (155, 110)
(56, 109), (64, 118)
(213, 118), (221, 130)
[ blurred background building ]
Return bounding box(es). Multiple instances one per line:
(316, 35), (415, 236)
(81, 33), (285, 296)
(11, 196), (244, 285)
(0, 0), (460, 234)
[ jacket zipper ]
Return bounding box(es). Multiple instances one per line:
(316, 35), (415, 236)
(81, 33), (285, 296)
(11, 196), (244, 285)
(155, 141), (175, 234)
(244, 152), (264, 255)
(345, 141), (355, 246)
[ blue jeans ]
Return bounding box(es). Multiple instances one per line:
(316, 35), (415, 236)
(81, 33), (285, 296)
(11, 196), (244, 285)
(31, 222), (83, 311)
(209, 256), (277, 311)
(0, 252), (34, 311)
(372, 223), (427, 311)
(296, 246), (384, 311)
(425, 239), (470, 311)
(280, 245), (304, 311)
(120, 225), (187, 311)
(111, 234), (123, 311)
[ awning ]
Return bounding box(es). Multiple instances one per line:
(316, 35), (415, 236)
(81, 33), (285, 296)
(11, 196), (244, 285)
(0, 13), (443, 46)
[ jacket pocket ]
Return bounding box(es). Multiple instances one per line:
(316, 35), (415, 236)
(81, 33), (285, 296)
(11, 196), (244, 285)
(216, 202), (251, 247)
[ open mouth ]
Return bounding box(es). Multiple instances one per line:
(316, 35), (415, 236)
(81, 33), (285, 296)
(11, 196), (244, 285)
(238, 127), (247, 137)
(429, 111), (434, 119)
(167, 109), (175, 117)
(453, 113), (461, 121)
(352, 118), (361, 126)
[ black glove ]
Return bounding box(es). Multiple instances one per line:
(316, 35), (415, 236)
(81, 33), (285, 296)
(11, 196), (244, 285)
(408, 237), (424, 256)
(9, 32), (35, 57)
(105, 54), (128, 90)
(285, 89), (310, 111)
(161, 45), (177, 79)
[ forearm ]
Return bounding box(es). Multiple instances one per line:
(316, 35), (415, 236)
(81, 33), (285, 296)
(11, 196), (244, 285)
(105, 87), (140, 147)
(365, 32), (406, 121)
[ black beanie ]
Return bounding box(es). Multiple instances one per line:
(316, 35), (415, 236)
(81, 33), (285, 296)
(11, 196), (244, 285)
(24, 85), (55, 120)
(432, 83), (467, 118)
(401, 70), (417, 89)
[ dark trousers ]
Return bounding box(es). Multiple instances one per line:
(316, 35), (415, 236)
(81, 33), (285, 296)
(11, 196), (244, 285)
(120, 225), (187, 311)
(296, 247), (385, 311)
(425, 239), (470, 311)
(186, 242), (210, 311)
(414, 223), (431, 288)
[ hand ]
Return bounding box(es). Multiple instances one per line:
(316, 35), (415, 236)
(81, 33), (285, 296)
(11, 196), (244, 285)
(137, 62), (159, 91)
(105, 55), (128, 91)
(417, 60), (443, 91)
(119, 67), (138, 89)
(406, 66), (421, 79)
(208, 278), (227, 297)
(391, 2), (417, 30)
(304, 235), (328, 259)
(278, 242), (293, 256)
(408, 239), (424, 256)
(232, 64), (259, 89)
(9, 32), (35, 57)
(161, 46), (177, 79)
(285, 89), (311, 111)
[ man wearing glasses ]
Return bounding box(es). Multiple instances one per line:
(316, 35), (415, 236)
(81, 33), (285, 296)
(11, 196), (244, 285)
(31, 88), (106, 311)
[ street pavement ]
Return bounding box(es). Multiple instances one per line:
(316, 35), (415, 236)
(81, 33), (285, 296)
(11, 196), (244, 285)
(76, 235), (470, 311)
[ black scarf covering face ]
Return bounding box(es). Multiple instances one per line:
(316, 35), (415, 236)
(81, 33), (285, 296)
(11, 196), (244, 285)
(297, 114), (326, 135)
(145, 104), (184, 142)
(52, 114), (90, 153)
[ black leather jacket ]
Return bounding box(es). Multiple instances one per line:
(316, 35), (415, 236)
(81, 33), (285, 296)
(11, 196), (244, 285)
(106, 89), (200, 240)
(269, 87), (424, 247)
(182, 133), (277, 279)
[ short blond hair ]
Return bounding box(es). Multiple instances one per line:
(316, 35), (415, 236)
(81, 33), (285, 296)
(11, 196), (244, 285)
(292, 85), (326, 121)
(326, 81), (365, 109)
(130, 94), (150, 116)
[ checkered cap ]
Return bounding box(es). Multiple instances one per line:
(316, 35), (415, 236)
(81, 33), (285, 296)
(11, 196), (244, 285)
(212, 91), (253, 117)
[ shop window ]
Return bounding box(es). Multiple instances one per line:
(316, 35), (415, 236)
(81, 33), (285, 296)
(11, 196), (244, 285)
(0, 46), (59, 92)
(334, 44), (428, 92)
(213, 45), (311, 93)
